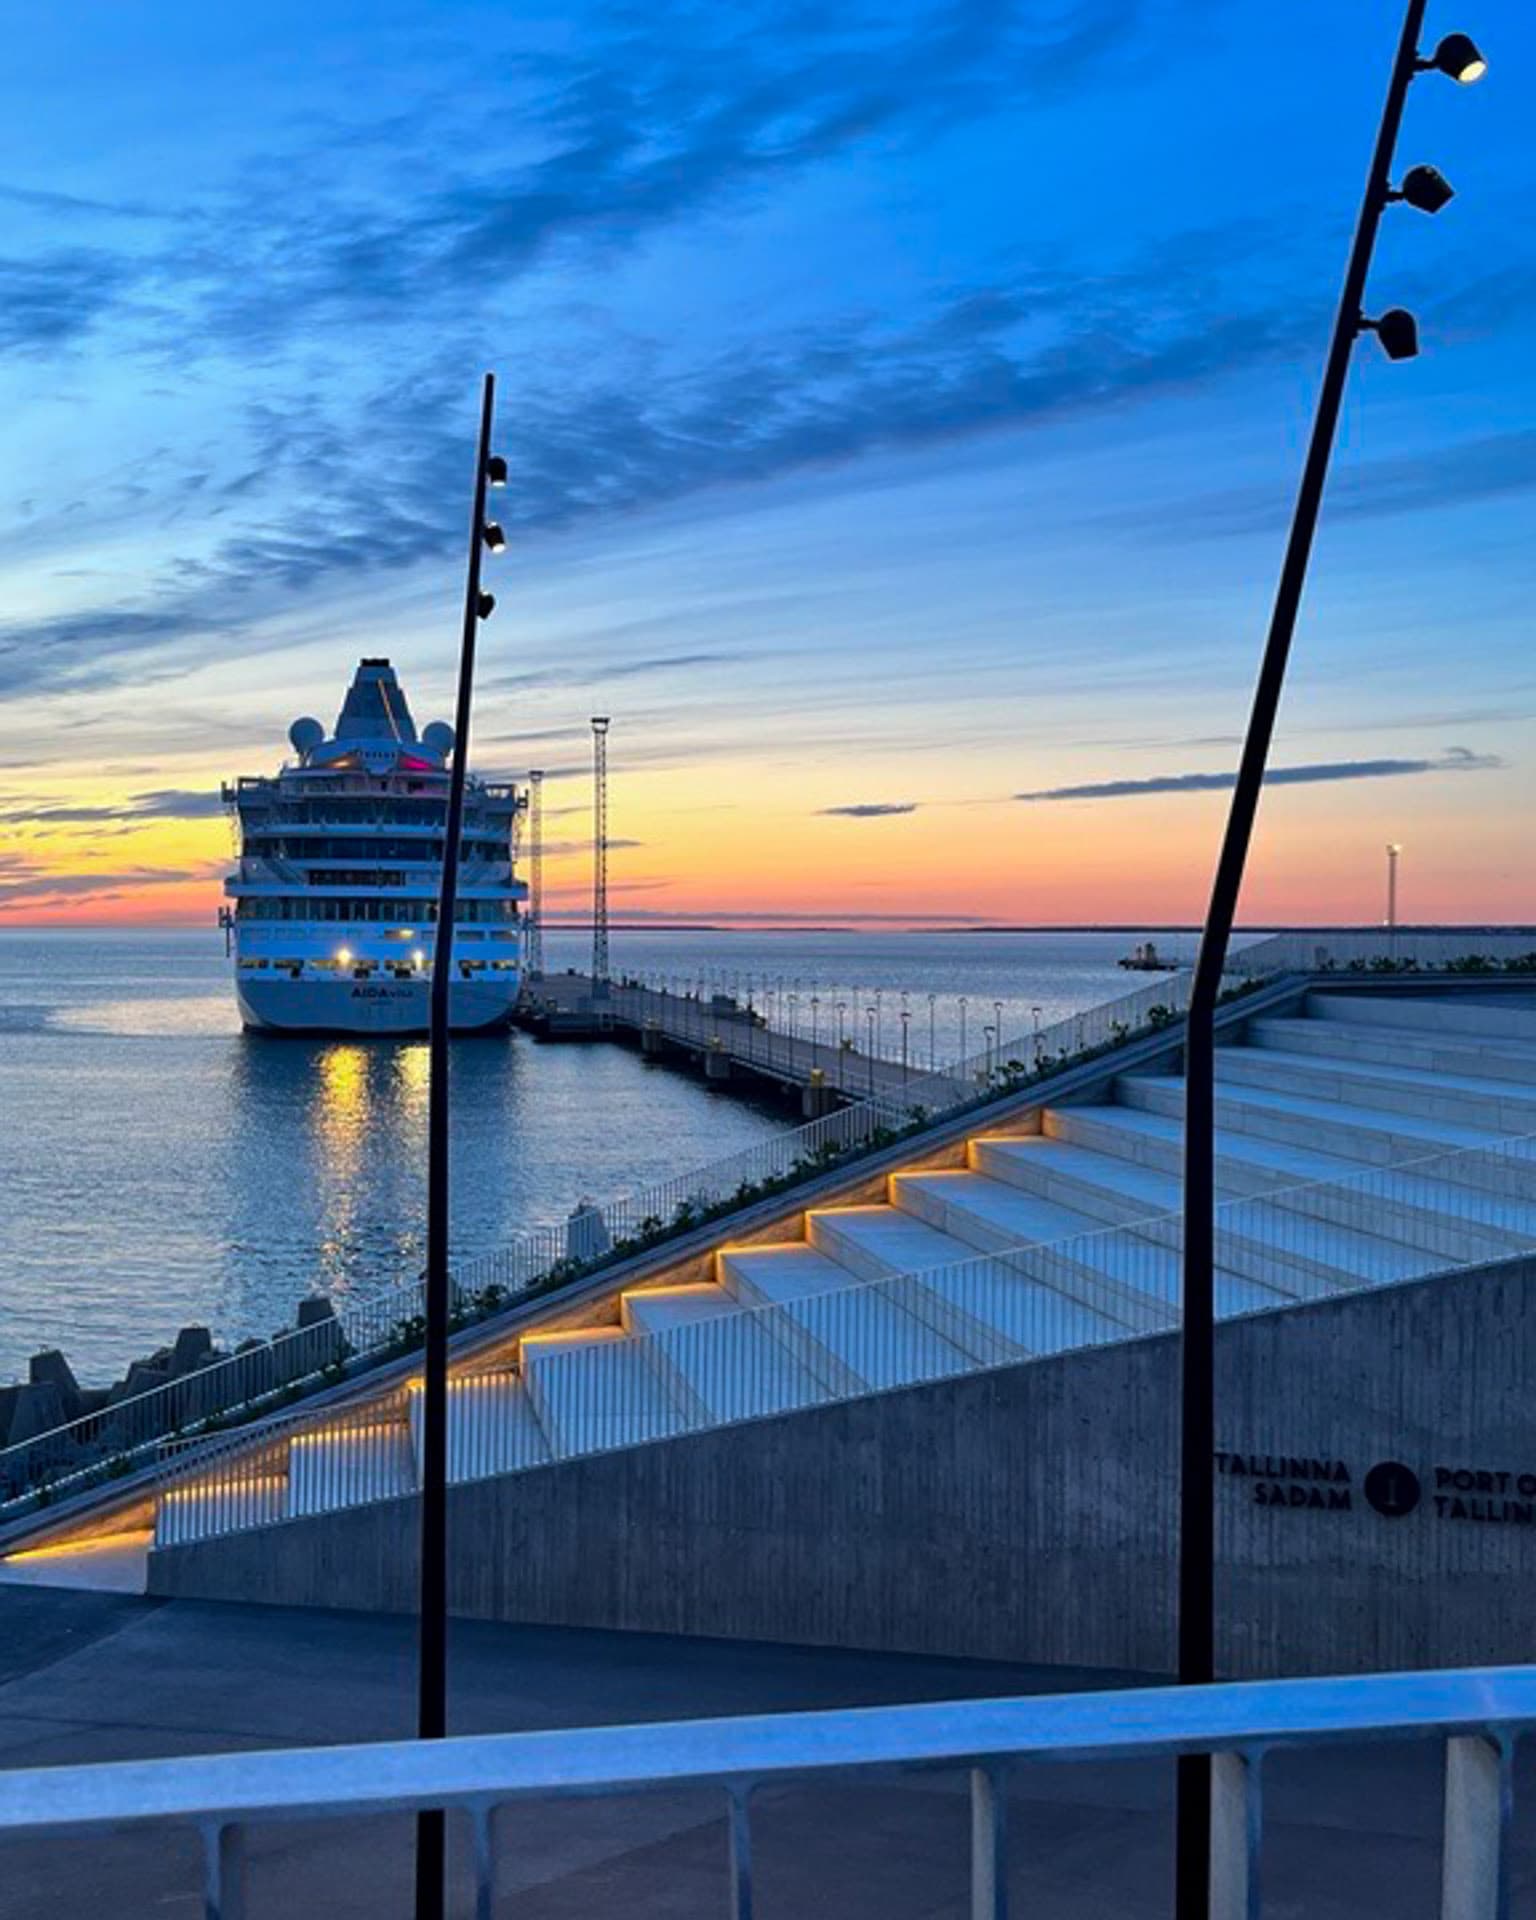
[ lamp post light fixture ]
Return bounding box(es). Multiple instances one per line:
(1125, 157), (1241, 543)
(1389, 162), (1456, 212)
(1359, 306), (1420, 359)
(1421, 29), (1486, 81)
(1174, 10), (1484, 1915)
(418, 372), (506, 1920)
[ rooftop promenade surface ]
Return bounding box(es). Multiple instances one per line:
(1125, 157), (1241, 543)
(0, 1592), (1532, 1919)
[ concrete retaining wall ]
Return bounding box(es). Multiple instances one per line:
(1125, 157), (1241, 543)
(149, 1255), (1536, 1678)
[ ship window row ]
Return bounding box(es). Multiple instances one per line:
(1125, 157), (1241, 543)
(240, 800), (510, 827)
(235, 897), (518, 923)
(242, 836), (505, 861)
(289, 868), (509, 890)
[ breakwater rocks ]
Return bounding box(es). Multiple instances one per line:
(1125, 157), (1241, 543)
(0, 1298), (346, 1502)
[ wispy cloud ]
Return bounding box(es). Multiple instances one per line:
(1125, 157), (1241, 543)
(483, 652), (742, 694)
(0, 787), (222, 825)
(818, 801), (920, 817)
(1016, 748), (1503, 802)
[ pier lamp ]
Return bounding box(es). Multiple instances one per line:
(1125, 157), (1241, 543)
(418, 374), (507, 1920)
(337, 946), (352, 967)
(1389, 162), (1455, 212)
(1174, 8), (1486, 1915)
(1420, 29), (1486, 81)
(1360, 307), (1420, 360)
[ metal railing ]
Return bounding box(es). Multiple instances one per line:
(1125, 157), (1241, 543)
(9, 928), (1531, 1519)
(0, 1663), (1525, 1918)
(1226, 926), (1536, 976)
(151, 1129), (1536, 1549)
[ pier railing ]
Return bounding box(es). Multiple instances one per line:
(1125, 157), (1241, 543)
(7, 927), (1535, 1520)
(0, 1663), (1526, 1918)
(150, 1127), (1536, 1550)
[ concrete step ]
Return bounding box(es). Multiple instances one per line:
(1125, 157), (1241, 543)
(967, 1135), (1182, 1227)
(286, 1419), (416, 1518)
(807, 1198), (1135, 1352)
(155, 1470), (288, 1547)
(622, 1282), (835, 1422)
(890, 1170), (1103, 1248)
(520, 1327), (688, 1457)
(0, 1529), (153, 1594)
(1037, 1107), (1536, 1265)
(1307, 991), (1536, 1043)
(719, 1245), (970, 1392)
(1248, 1015), (1536, 1089)
(966, 1140), (1422, 1298)
(1215, 1042), (1536, 1136)
(406, 1372), (550, 1483)
(806, 1206), (981, 1285)
(893, 1167), (1289, 1314)
(1112, 1074), (1536, 1197)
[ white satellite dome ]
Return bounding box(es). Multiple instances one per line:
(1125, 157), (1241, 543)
(288, 717), (324, 759)
(420, 721), (455, 760)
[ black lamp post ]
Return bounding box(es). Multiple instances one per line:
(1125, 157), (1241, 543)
(1174, 11), (1482, 1912)
(416, 371), (506, 1920)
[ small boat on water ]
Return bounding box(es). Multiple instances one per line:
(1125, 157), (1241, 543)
(1118, 940), (1179, 972)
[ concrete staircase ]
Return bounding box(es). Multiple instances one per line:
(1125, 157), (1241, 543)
(61, 987), (1536, 1563)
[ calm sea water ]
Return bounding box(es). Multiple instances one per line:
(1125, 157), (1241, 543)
(0, 926), (1195, 1384)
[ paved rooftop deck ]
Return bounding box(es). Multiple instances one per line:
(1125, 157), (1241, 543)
(1, 1590), (1533, 1917)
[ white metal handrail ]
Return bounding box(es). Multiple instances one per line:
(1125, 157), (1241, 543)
(0, 1664), (1524, 1918)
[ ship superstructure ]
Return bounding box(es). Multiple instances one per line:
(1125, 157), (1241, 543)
(223, 658), (526, 1034)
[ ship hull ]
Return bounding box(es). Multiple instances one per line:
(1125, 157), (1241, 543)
(236, 973), (518, 1036)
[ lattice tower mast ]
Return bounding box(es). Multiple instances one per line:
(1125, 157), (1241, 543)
(526, 769), (545, 977)
(590, 717), (611, 988)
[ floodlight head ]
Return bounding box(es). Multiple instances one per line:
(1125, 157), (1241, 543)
(485, 454), (508, 487)
(1363, 308), (1420, 361)
(477, 591), (496, 618)
(1397, 163), (1455, 213)
(482, 521), (507, 553)
(1427, 31), (1486, 83)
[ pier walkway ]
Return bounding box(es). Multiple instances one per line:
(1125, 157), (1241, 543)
(514, 973), (958, 1111)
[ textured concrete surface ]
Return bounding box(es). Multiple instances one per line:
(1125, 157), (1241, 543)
(3, 1589), (1536, 1919)
(152, 1255), (1536, 1677)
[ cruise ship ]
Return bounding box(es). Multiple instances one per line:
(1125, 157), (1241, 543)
(222, 658), (527, 1034)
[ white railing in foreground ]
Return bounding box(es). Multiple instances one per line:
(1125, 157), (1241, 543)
(0, 1664), (1525, 1918)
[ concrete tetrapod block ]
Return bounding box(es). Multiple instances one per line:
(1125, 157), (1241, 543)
(27, 1351), (83, 1420)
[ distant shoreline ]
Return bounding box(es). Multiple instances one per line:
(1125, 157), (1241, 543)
(8, 920), (1534, 938)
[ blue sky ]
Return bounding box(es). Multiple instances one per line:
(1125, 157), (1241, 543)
(1, 1), (1531, 924)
